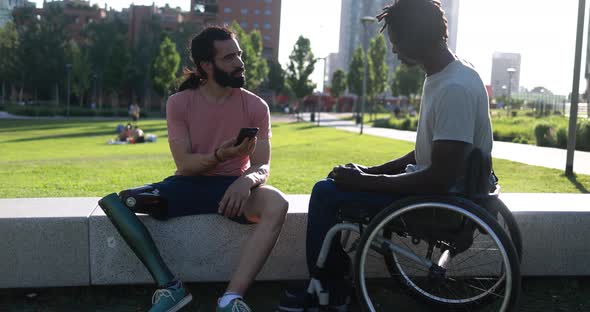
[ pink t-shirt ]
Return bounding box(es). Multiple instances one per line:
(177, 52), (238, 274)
(166, 88), (271, 176)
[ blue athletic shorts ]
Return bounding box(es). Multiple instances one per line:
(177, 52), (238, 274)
(150, 175), (255, 224)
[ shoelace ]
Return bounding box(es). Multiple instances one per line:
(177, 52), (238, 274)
(232, 299), (251, 312)
(152, 288), (175, 304)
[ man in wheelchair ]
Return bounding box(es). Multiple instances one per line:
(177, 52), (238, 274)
(277, 0), (496, 311)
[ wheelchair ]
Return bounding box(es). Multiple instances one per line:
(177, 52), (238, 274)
(307, 150), (522, 312)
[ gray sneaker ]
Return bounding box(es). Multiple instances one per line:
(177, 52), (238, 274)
(148, 281), (192, 312)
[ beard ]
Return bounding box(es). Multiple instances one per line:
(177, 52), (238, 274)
(212, 62), (245, 88)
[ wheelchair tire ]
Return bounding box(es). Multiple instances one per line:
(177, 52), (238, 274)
(353, 196), (521, 312)
(486, 198), (523, 262)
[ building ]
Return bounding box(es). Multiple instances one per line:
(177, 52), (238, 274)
(337, 0), (392, 75)
(491, 52), (521, 98)
(212, 0), (282, 61)
(441, 0), (459, 52)
(0, 0), (33, 27)
(325, 52), (340, 88)
(336, 0), (460, 86)
(20, 0), (107, 43)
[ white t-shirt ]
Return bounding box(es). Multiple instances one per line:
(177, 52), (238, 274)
(413, 59), (493, 169)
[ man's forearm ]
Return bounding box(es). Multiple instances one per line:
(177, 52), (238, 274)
(362, 169), (450, 195)
(176, 151), (219, 176)
(368, 150), (416, 175)
(241, 164), (270, 188)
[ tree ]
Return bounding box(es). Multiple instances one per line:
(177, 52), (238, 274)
(347, 47), (374, 96)
(169, 22), (202, 75)
(285, 36), (316, 112)
(15, 5), (67, 102)
(369, 35), (389, 97)
(391, 64), (425, 97)
(102, 35), (130, 108)
(368, 35), (389, 118)
(84, 18), (129, 108)
(267, 60), (286, 106)
(231, 22), (268, 91)
(0, 22), (19, 104)
(65, 40), (91, 106)
(152, 36), (181, 97)
(330, 69), (347, 112)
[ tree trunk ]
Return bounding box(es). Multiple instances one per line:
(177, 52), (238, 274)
(55, 84), (59, 107)
(1, 80), (5, 106)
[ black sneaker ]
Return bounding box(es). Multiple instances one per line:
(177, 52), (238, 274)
(276, 288), (349, 312)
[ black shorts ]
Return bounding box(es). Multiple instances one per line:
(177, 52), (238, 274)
(150, 175), (255, 224)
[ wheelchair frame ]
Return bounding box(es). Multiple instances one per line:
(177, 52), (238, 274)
(306, 192), (522, 312)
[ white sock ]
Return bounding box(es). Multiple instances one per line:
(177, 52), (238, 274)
(218, 292), (242, 308)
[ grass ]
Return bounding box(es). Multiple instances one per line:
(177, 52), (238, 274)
(1, 119), (589, 197)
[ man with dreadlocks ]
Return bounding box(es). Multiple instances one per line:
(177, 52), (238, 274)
(277, 0), (493, 310)
(98, 26), (289, 312)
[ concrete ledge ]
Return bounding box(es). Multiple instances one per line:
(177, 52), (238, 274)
(0, 198), (97, 288)
(501, 193), (590, 276)
(1, 193), (589, 288)
(88, 195), (310, 285)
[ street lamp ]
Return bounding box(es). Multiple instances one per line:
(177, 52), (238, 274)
(92, 73), (98, 109)
(315, 56), (328, 126)
(65, 63), (72, 118)
(506, 67), (516, 116)
(360, 16), (377, 135)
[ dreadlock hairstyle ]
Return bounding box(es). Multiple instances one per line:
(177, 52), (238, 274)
(177, 26), (235, 92)
(377, 0), (448, 59)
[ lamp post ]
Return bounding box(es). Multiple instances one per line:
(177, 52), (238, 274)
(566, 0), (586, 176)
(92, 73), (98, 109)
(360, 16), (377, 135)
(506, 67), (516, 116)
(65, 63), (72, 118)
(315, 56), (328, 126)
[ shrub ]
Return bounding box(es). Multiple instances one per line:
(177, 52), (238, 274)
(401, 117), (411, 130)
(556, 127), (568, 149)
(534, 121), (555, 147)
(577, 120), (590, 151)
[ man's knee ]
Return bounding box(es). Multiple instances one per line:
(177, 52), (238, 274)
(312, 179), (338, 196)
(310, 179), (340, 206)
(253, 185), (289, 221)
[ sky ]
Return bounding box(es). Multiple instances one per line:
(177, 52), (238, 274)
(32, 0), (589, 95)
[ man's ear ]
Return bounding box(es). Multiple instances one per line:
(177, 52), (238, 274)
(199, 61), (212, 73)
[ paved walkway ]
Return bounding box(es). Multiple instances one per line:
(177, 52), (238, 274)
(300, 112), (590, 175)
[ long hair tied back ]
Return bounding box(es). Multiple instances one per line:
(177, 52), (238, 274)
(177, 26), (235, 92)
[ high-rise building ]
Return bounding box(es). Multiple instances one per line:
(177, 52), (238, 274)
(337, 0), (391, 75)
(212, 0), (282, 61)
(441, 0), (459, 52)
(0, 0), (33, 27)
(336, 0), (460, 88)
(491, 52), (521, 98)
(325, 52), (340, 89)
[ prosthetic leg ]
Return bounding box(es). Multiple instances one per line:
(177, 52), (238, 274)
(98, 193), (174, 287)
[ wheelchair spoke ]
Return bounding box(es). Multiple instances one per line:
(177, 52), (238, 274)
(449, 260), (504, 274)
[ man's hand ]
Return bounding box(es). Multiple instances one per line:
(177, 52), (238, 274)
(218, 177), (253, 218)
(331, 165), (367, 191)
(328, 162), (372, 179)
(216, 137), (257, 162)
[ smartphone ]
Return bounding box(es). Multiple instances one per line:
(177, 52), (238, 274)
(235, 127), (259, 146)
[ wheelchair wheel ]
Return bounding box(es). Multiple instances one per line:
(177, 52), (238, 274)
(354, 197), (521, 312)
(481, 198), (523, 262)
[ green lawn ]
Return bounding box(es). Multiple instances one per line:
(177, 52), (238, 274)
(0, 119), (589, 197)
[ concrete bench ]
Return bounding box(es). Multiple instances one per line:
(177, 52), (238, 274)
(1, 193), (590, 288)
